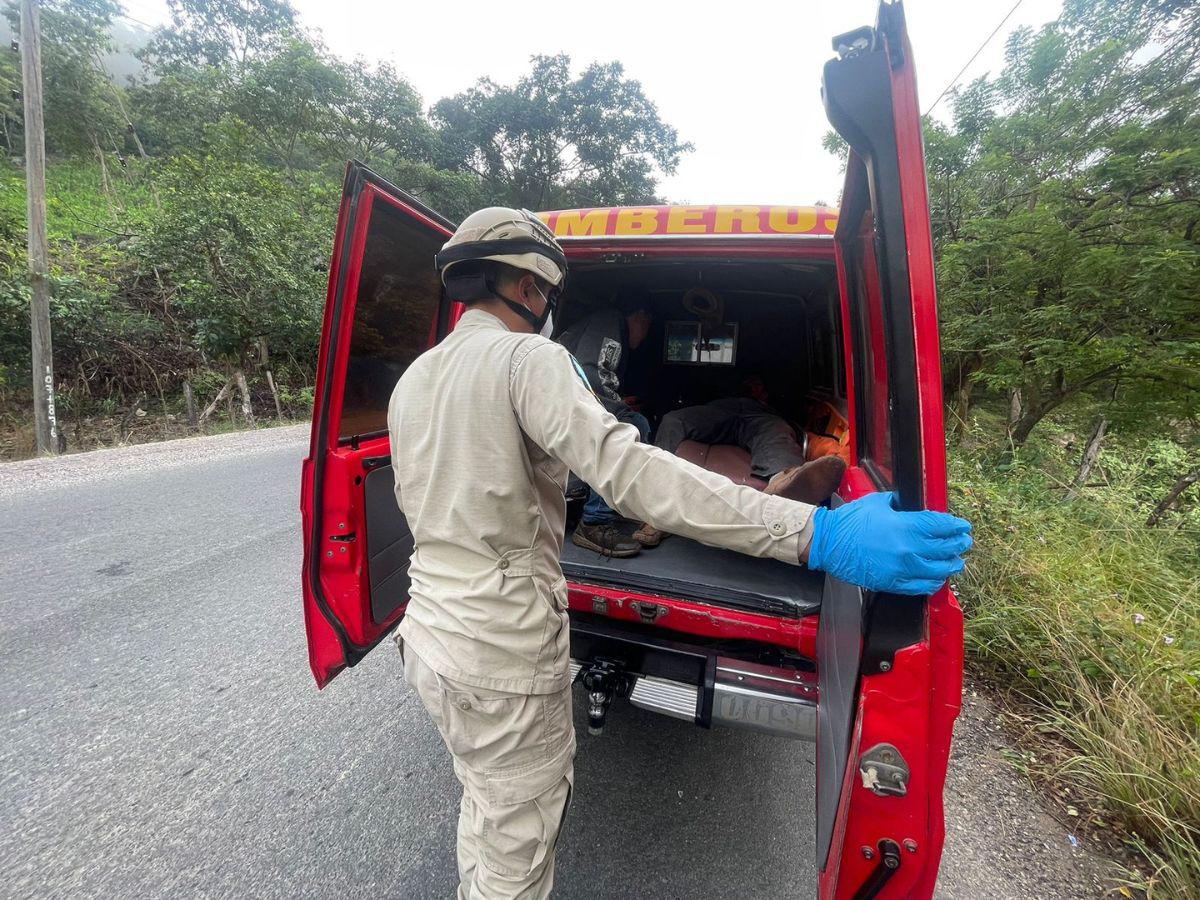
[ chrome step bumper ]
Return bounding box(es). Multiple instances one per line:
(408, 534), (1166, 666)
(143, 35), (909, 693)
(571, 658), (817, 742)
(630, 675), (698, 722)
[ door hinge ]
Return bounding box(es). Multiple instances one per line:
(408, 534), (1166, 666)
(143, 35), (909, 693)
(859, 743), (909, 797)
(831, 25), (875, 59)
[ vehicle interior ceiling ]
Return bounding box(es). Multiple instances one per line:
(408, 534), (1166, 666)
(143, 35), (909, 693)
(555, 258), (845, 619)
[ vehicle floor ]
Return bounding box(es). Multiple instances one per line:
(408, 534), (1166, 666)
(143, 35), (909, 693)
(560, 524), (823, 618)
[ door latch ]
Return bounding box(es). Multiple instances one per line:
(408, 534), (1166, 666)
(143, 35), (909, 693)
(628, 601), (667, 624)
(859, 743), (909, 797)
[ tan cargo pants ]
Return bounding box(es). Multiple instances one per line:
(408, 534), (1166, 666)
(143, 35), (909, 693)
(400, 641), (575, 899)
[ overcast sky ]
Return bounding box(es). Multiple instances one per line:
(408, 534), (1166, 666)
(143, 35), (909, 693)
(119, 0), (1063, 205)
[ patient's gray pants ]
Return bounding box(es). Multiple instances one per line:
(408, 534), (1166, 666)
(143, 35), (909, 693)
(655, 398), (806, 479)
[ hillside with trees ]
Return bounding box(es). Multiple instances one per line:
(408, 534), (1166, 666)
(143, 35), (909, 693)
(0, 0), (686, 450)
(0, 0), (1197, 894)
(916, 2), (1199, 893)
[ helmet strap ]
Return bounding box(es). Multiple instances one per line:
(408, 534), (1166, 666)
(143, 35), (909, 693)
(497, 282), (556, 334)
(445, 270), (556, 333)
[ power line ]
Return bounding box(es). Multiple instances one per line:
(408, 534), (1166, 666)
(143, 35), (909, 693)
(116, 11), (157, 31)
(114, 0), (170, 31)
(924, 0), (1026, 116)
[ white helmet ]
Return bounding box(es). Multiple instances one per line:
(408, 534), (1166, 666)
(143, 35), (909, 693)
(435, 206), (566, 293)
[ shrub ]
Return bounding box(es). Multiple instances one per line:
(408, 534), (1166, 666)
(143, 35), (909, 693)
(952, 413), (1200, 896)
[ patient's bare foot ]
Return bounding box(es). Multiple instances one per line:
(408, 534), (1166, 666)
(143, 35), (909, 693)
(632, 523), (667, 547)
(764, 456), (847, 505)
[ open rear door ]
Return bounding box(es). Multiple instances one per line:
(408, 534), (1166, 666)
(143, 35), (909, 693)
(300, 162), (456, 688)
(817, 2), (963, 897)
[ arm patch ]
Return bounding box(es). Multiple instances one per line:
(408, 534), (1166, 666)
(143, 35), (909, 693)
(569, 354), (599, 399)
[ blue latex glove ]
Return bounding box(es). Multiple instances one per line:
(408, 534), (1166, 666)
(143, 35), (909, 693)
(807, 492), (972, 595)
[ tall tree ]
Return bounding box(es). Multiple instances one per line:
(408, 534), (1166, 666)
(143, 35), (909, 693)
(226, 37), (341, 173)
(4, 0), (125, 158)
(141, 0), (297, 71)
(329, 58), (432, 166)
(922, 0), (1200, 445)
(133, 0), (300, 155)
(432, 54), (691, 209)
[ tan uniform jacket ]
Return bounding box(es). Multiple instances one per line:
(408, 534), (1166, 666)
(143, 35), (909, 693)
(389, 308), (817, 694)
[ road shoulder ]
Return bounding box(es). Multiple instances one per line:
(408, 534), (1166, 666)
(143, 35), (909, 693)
(936, 686), (1121, 899)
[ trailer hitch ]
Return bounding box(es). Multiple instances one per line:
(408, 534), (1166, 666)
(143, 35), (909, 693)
(574, 659), (632, 736)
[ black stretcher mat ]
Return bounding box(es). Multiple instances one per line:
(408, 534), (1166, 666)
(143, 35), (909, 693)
(560, 531), (823, 619)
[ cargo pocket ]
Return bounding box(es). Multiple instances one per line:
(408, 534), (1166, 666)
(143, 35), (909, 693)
(541, 683), (574, 760)
(551, 771), (574, 850)
(550, 577), (569, 612)
(437, 686), (527, 764)
(478, 769), (573, 879)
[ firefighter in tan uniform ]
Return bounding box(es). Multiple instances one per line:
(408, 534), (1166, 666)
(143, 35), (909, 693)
(387, 207), (973, 898)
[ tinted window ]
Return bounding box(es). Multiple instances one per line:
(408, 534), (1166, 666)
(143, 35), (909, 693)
(807, 290), (843, 397)
(339, 199), (445, 440)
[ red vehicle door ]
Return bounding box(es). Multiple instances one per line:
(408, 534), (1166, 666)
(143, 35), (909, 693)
(817, 2), (962, 898)
(300, 162), (455, 688)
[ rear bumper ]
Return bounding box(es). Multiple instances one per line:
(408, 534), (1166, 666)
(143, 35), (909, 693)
(569, 614), (817, 742)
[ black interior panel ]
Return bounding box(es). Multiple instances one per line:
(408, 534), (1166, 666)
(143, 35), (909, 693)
(363, 465), (413, 625)
(815, 570), (865, 870)
(561, 533), (823, 619)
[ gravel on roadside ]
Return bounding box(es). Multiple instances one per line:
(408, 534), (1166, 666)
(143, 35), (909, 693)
(0, 424), (308, 500)
(936, 688), (1122, 899)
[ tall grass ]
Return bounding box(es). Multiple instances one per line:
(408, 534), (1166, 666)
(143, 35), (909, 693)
(951, 415), (1200, 896)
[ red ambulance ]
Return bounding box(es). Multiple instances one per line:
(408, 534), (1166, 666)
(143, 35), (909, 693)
(300, 2), (962, 896)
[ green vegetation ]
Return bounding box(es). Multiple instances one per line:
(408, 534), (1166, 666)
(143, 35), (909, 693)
(928, 0), (1200, 446)
(918, 2), (1200, 892)
(0, 0), (685, 453)
(952, 414), (1198, 896)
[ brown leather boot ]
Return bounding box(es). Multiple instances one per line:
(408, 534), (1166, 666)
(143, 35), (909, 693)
(763, 456), (847, 505)
(632, 523), (667, 547)
(572, 521), (642, 557)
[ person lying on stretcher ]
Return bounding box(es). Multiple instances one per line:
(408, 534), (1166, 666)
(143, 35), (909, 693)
(633, 375), (845, 547)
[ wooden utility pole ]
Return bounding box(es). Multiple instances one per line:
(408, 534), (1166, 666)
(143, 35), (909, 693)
(19, 0), (57, 454)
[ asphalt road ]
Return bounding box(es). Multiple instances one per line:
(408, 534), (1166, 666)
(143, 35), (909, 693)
(1, 426), (1115, 899)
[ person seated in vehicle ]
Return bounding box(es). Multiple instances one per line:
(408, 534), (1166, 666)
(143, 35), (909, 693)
(557, 291), (654, 558)
(633, 376), (845, 547)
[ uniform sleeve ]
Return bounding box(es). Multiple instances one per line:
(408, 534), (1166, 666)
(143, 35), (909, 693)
(510, 340), (816, 565)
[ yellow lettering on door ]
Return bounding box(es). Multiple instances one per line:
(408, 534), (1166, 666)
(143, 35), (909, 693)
(667, 206), (707, 233)
(615, 208), (660, 234)
(714, 206), (763, 234)
(768, 206), (818, 233)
